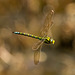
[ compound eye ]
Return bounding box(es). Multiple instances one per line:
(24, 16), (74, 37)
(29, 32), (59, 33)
(51, 39), (53, 42)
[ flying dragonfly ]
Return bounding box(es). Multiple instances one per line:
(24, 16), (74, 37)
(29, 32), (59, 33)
(13, 10), (55, 65)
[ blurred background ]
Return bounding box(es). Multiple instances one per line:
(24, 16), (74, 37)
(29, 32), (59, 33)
(0, 0), (75, 75)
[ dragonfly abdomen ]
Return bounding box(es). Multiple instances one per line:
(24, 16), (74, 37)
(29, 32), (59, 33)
(13, 32), (43, 40)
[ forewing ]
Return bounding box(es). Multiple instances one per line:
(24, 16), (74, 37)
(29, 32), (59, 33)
(34, 45), (42, 65)
(32, 40), (44, 50)
(40, 10), (54, 37)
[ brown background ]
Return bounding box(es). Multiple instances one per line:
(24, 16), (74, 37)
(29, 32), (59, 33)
(0, 0), (75, 75)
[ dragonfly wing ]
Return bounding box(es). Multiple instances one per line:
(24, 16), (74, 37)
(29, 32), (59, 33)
(34, 45), (42, 65)
(47, 25), (53, 38)
(40, 10), (54, 37)
(32, 40), (44, 50)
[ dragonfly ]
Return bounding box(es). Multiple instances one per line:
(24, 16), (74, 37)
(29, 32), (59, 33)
(13, 10), (55, 65)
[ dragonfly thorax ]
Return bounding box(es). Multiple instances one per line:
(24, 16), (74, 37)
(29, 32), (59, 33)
(44, 37), (50, 44)
(44, 37), (55, 44)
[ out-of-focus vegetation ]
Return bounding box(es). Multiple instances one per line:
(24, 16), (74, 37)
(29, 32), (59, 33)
(0, 0), (75, 75)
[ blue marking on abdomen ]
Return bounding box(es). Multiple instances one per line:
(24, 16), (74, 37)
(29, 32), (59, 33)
(13, 32), (20, 34)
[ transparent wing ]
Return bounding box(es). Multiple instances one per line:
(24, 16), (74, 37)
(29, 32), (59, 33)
(32, 10), (54, 51)
(40, 10), (54, 37)
(32, 40), (44, 50)
(34, 44), (42, 65)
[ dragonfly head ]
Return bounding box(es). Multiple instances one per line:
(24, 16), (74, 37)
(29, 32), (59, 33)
(44, 37), (55, 44)
(50, 39), (55, 44)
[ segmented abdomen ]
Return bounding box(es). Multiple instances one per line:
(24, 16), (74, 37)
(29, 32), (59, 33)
(13, 32), (43, 40)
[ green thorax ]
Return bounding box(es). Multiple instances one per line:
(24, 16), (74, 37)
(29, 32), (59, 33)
(44, 37), (51, 44)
